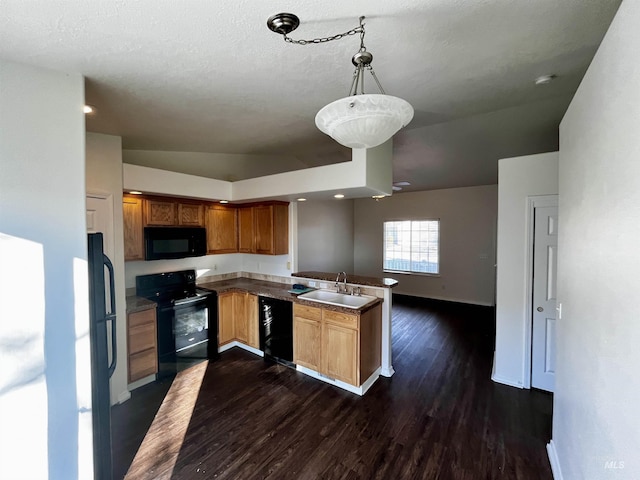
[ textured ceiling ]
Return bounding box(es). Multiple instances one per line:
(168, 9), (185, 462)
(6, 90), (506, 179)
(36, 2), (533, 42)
(0, 0), (622, 192)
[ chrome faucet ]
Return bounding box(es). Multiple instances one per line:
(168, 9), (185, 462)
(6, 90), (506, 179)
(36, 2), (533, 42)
(335, 271), (347, 293)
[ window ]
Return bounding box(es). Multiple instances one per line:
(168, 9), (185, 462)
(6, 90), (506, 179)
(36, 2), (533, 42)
(383, 220), (440, 274)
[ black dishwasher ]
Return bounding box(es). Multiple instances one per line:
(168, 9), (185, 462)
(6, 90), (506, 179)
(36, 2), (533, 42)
(259, 296), (294, 367)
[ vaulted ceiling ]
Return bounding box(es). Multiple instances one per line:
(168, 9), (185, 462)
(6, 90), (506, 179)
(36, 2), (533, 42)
(0, 0), (622, 192)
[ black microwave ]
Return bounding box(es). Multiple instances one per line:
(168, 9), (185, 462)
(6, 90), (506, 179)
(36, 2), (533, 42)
(144, 227), (207, 260)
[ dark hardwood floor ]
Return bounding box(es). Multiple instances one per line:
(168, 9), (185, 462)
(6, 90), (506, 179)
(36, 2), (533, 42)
(111, 295), (553, 480)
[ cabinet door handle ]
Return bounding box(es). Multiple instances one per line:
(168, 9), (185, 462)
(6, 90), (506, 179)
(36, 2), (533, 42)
(537, 307), (544, 312)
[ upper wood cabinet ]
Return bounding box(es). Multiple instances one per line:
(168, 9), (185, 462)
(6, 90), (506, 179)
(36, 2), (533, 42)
(244, 203), (288, 255)
(144, 198), (204, 227)
(123, 194), (287, 259)
(205, 205), (238, 254)
(123, 194), (144, 261)
(238, 206), (255, 253)
(177, 202), (204, 226)
(145, 199), (175, 226)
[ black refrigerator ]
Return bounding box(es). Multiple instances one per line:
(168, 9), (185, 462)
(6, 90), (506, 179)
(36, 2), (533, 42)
(88, 233), (117, 480)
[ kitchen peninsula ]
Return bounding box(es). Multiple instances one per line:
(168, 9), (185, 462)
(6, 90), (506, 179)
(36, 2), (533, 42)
(198, 271), (397, 395)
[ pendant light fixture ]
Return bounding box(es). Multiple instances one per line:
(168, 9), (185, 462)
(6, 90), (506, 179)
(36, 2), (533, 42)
(267, 13), (414, 149)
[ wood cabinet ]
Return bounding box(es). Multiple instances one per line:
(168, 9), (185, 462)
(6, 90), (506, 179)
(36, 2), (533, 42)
(234, 292), (259, 348)
(255, 204), (288, 255)
(238, 206), (255, 253)
(218, 291), (259, 348)
(143, 197), (204, 227)
(177, 202), (204, 226)
(237, 203), (289, 255)
(123, 194), (144, 261)
(293, 304), (322, 371)
(205, 205), (238, 254)
(218, 292), (236, 346)
(145, 198), (176, 225)
(127, 307), (158, 383)
(293, 303), (382, 387)
(123, 193), (287, 258)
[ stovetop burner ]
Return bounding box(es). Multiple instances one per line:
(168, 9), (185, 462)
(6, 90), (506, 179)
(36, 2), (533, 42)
(135, 270), (213, 305)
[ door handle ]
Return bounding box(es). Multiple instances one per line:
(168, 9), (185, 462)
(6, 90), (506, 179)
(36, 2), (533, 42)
(537, 307), (544, 312)
(104, 254), (118, 378)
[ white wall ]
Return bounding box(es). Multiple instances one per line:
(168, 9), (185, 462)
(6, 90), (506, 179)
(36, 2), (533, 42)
(551, 1), (640, 478)
(297, 199), (355, 273)
(353, 186), (497, 305)
(493, 152), (558, 388)
(86, 133), (129, 405)
(0, 60), (91, 478)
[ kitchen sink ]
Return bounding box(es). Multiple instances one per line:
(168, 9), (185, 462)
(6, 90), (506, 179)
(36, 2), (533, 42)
(297, 289), (377, 309)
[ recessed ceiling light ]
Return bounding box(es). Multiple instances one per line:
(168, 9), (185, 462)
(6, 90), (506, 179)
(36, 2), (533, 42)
(334, 194), (345, 199)
(220, 200), (229, 204)
(83, 104), (96, 114)
(392, 186), (403, 191)
(535, 75), (556, 85)
(393, 181), (411, 187)
(129, 191), (142, 195)
(297, 198), (307, 202)
(372, 195), (387, 200)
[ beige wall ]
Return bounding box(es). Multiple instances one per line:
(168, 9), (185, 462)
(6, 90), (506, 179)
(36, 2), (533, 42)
(85, 132), (129, 405)
(297, 199), (355, 273)
(353, 185), (498, 305)
(551, 0), (640, 478)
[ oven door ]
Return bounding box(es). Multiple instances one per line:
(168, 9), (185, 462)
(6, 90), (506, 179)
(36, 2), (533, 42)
(173, 297), (210, 358)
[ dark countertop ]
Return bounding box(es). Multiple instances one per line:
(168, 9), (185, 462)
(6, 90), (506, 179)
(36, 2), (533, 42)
(292, 271), (399, 288)
(126, 295), (157, 314)
(199, 278), (382, 314)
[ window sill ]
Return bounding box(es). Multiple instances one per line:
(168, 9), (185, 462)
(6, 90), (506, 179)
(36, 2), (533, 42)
(383, 270), (441, 278)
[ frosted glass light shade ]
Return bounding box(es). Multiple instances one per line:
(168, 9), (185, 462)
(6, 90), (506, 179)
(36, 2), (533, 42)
(315, 94), (414, 149)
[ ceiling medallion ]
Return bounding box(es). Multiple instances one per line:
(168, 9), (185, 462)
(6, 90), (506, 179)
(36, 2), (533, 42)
(267, 13), (414, 149)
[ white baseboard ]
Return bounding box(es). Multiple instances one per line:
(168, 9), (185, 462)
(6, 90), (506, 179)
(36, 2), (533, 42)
(491, 372), (524, 389)
(394, 292), (494, 307)
(218, 341), (264, 357)
(547, 440), (563, 480)
(116, 389), (131, 405)
(380, 366), (395, 377)
(296, 365), (381, 396)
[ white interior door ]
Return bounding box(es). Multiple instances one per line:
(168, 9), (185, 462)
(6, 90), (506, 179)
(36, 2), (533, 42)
(86, 194), (116, 368)
(531, 205), (558, 392)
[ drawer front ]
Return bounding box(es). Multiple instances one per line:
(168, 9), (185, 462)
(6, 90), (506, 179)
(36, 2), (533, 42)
(294, 303), (322, 321)
(323, 309), (359, 330)
(129, 348), (157, 382)
(129, 322), (156, 354)
(129, 308), (156, 328)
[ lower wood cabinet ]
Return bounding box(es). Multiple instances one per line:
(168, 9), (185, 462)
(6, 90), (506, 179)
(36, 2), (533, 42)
(293, 304), (322, 371)
(293, 303), (382, 387)
(218, 291), (259, 348)
(127, 307), (158, 383)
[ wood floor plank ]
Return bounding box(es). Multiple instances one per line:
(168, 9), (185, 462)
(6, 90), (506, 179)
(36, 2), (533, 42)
(112, 295), (553, 479)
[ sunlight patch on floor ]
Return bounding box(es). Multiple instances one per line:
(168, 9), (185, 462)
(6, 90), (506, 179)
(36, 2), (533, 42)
(125, 361), (208, 480)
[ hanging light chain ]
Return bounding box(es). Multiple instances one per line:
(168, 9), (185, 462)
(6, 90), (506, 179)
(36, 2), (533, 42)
(284, 17), (365, 45)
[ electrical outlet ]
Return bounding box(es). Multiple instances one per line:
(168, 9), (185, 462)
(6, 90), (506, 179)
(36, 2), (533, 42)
(286, 261), (291, 270)
(309, 281), (317, 287)
(320, 283), (328, 289)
